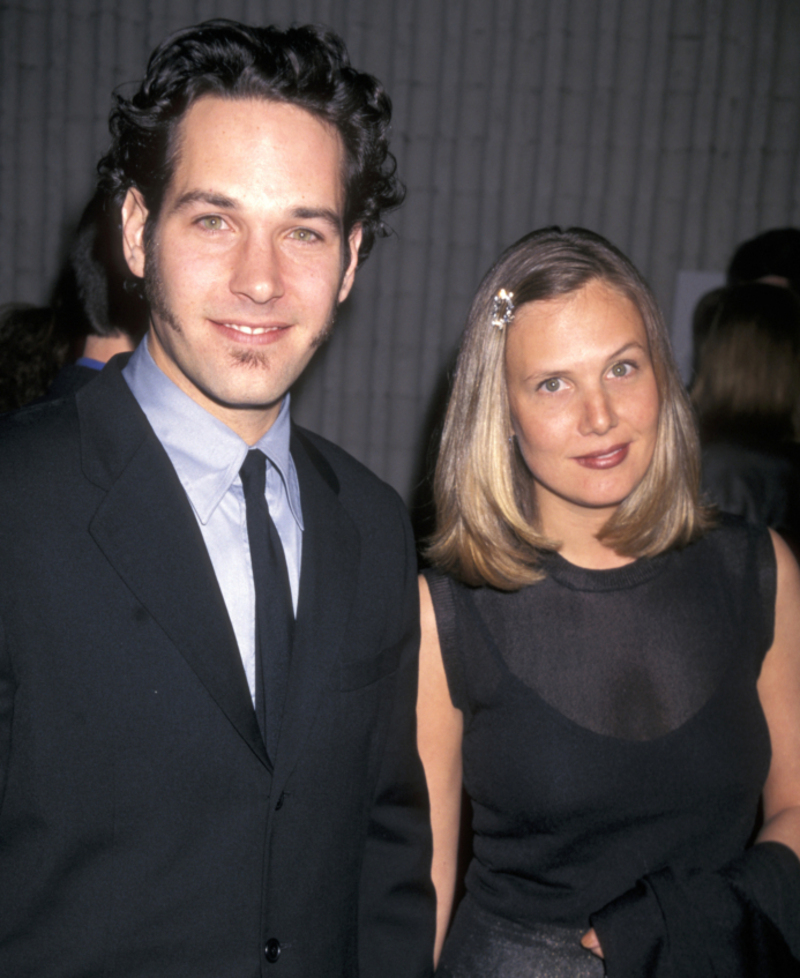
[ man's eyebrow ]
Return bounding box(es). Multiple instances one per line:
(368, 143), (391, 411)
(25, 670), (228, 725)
(170, 190), (237, 212)
(291, 207), (344, 233)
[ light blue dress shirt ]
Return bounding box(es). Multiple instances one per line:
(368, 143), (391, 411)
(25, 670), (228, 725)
(123, 338), (303, 704)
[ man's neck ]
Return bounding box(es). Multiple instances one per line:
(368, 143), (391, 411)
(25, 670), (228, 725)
(82, 333), (137, 364)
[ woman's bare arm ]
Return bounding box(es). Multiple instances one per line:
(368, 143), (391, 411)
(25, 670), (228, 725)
(757, 529), (800, 854)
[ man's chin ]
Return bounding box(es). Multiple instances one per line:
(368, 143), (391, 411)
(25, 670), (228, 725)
(229, 347), (273, 369)
(202, 386), (282, 411)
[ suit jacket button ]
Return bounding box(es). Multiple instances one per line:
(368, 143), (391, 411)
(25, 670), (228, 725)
(265, 938), (281, 963)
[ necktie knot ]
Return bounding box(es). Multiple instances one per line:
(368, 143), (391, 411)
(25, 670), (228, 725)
(240, 448), (268, 501)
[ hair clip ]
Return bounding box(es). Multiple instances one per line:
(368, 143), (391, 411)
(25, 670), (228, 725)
(491, 288), (515, 329)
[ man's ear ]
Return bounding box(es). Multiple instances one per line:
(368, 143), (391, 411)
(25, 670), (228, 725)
(338, 224), (363, 303)
(121, 188), (149, 279)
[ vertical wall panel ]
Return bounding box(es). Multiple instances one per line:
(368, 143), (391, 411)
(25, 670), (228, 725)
(1, 0), (799, 503)
(629, 0), (673, 277)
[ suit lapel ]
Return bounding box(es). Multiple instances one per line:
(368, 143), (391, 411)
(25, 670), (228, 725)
(78, 361), (269, 770)
(271, 430), (361, 795)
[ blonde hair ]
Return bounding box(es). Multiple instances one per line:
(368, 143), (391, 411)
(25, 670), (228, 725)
(427, 227), (713, 589)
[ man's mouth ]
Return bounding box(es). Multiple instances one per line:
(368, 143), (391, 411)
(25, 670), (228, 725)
(211, 320), (291, 344)
(220, 322), (286, 335)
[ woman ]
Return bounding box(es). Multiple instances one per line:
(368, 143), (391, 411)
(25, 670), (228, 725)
(417, 227), (800, 977)
(691, 282), (800, 551)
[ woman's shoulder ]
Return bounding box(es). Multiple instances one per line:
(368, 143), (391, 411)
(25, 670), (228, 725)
(694, 512), (774, 567)
(685, 515), (778, 660)
(421, 564), (526, 606)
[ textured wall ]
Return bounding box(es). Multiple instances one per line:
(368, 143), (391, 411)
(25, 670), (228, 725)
(2, 0), (799, 505)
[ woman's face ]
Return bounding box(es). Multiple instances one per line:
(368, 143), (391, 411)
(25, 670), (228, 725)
(505, 278), (660, 537)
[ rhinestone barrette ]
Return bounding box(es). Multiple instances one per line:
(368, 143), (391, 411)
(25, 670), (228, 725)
(491, 288), (515, 329)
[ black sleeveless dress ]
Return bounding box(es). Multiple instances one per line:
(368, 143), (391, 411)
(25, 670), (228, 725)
(425, 519), (798, 977)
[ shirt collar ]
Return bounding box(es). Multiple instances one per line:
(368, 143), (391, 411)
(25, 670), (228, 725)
(75, 356), (105, 371)
(122, 336), (303, 530)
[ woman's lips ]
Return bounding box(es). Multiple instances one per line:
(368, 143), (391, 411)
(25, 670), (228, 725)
(573, 443), (630, 469)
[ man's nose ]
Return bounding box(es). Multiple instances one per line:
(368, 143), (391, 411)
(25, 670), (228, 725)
(229, 233), (285, 304)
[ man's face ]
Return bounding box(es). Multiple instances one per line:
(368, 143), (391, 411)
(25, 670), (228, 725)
(122, 96), (362, 443)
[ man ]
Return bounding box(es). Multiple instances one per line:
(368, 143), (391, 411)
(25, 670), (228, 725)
(0, 20), (434, 978)
(46, 189), (150, 399)
(727, 227), (800, 294)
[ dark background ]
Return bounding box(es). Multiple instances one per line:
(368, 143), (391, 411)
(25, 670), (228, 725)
(2, 0), (799, 505)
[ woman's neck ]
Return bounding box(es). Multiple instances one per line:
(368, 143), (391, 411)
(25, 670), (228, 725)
(540, 505), (635, 570)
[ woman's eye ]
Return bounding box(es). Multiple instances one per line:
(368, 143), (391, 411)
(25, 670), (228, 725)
(198, 216), (225, 231)
(541, 378), (562, 393)
(610, 361), (633, 378)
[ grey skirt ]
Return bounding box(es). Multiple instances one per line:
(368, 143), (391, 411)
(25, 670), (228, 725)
(436, 895), (605, 978)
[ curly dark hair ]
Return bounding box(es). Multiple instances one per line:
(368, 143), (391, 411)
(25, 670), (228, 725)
(97, 19), (404, 263)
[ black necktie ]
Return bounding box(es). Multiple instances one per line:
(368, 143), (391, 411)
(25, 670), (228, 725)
(239, 449), (293, 760)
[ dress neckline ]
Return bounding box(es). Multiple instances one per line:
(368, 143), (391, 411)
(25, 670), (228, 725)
(540, 547), (671, 592)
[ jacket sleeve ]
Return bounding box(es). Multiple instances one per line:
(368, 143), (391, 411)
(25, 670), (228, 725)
(357, 495), (436, 978)
(590, 842), (800, 978)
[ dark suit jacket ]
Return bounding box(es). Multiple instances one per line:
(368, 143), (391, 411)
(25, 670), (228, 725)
(0, 358), (434, 977)
(42, 361), (101, 400)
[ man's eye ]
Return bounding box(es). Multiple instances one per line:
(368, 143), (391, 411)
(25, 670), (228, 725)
(198, 216), (225, 231)
(290, 228), (319, 242)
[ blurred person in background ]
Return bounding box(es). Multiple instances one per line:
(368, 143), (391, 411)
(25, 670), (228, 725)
(0, 303), (64, 411)
(727, 227), (800, 294)
(0, 190), (148, 411)
(691, 227), (800, 387)
(692, 282), (800, 552)
(46, 189), (148, 398)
